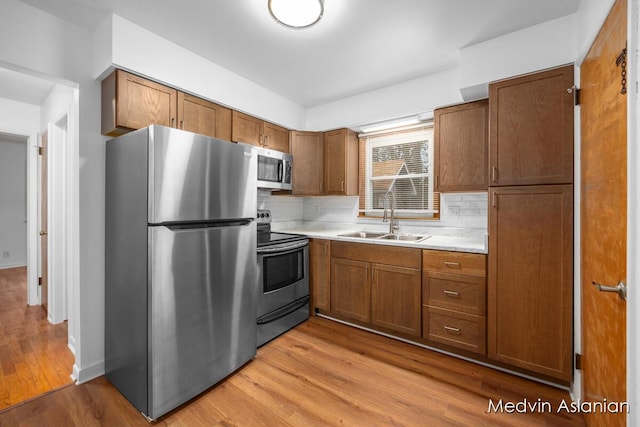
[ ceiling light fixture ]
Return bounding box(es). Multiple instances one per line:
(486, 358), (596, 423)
(268, 0), (324, 29)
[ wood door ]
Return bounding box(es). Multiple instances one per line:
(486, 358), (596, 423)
(489, 65), (574, 186)
(177, 93), (232, 141)
(580, 0), (627, 424)
(263, 122), (290, 153)
(434, 99), (488, 192)
(231, 111), (263, 146)
(39, 132), (48, 313)
(291, 131), (323, 195)
(309, 239), (330, 312)
(371, 264), (421, 336)
(488, 185), (573, 382)
(111, 70), (177, 134)
(330, 258), (370, 323)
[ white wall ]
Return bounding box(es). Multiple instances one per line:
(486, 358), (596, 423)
(0, 0), (104, 383)
(94, 15), (307, 130)
(0, 136), (28, 268)
(458, 14), (577, 100)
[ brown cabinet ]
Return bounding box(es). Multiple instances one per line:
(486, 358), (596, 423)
(330, 241), (421, 335)
(102, 69), (232, 141)
(371, 264), (422, 337)
(309, 239), (331, 313)
(323, 128), (358, 195)
(434, 99), (489, 192)
(487, 185), (573, 382)
(423, 250), (487, 355)
(177, 92), (231, 140)
(489, 65), (574, 186)
(102, 69), (177, 137)
(330, 258), (371, 323)
(291, 131), (323, 195)
(231, 111), (290, 153)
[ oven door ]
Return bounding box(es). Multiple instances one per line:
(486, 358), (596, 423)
(257, 240), (309, 318)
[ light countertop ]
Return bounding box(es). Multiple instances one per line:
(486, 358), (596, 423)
(273, 221), (488, 254)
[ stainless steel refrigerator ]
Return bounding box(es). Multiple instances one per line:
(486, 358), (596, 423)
(105, 125), (258, 420)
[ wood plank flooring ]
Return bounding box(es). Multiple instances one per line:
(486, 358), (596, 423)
(0, 315), (585, 426)
(0, 267), (74, 410)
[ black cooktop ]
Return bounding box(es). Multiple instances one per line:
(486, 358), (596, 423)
(256, 209), (307, 248)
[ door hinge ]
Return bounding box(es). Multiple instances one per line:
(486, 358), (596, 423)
(567, 86), (581, 105)
(38, 146), (44, 156)
(575, 353), (583, 370)
(615, 42), (627, 95)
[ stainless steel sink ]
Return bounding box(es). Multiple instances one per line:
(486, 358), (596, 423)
(338, 231), (430, 242)
(378, 234), (430, 242)
(338, 231), (388, 238)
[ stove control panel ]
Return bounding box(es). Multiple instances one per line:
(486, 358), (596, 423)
(256, 209), (272, 224)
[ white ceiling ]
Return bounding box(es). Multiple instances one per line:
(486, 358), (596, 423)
(0, 67), (55, 105)
(11, 0), (580, 107)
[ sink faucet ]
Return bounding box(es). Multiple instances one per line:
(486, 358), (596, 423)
(383, 190), (400, 234)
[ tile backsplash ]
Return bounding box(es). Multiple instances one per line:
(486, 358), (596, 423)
(260, 191), (487, 230)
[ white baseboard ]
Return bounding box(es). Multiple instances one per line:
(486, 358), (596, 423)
(0, 262), (27, 270)
(73, 359), (105, 384)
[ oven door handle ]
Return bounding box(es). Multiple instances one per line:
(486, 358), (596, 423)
(257, 240), (309, 254)
(257, 296), (309, 325)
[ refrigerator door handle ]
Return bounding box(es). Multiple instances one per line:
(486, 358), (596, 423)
(157, 219), (255, 230)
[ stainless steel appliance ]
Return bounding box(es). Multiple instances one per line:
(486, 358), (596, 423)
(105, 125), (258, 420)
(256, 209), (309, 346)
(247, 145), (293, 190)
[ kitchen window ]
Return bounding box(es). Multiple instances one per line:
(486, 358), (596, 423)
(358, 125), (438, 218)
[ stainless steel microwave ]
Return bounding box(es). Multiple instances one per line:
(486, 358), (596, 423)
(253, 146), (293, 190)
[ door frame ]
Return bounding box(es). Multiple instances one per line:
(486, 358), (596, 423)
(572, 0), (639, 424)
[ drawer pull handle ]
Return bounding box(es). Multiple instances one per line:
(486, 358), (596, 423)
(444, 326), (461, 334)
(443, 290), (460, 298)
(444, 261), (460, 268)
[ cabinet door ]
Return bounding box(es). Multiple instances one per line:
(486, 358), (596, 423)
(291, 131), (323, 195)
(264, 122), (290, 153)
(489, 65), (574, 186)
(434, 99), (488, 191)
(310, 239), (331, 312)
(102, 69), (177, 136)
(177, 93), (232, 141)
(323, 128), (358, 195)
(330, 258), (371, 323)
(232, 111), (263, 146)
(371, 264), (421, 337)
(488, 185), (573, 381)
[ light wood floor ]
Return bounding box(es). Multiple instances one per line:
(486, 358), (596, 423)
(0, 315), (585, 426)
(0, 267), (74, 410)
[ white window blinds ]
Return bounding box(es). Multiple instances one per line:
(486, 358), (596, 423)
(359, 126), (439, 217)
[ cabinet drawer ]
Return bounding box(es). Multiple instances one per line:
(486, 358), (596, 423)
(423, 250), (486, 278)
(424, 272), (485, 315)
(423, 306), (486, 355)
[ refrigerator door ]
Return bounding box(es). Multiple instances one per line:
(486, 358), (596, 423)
(148, 222), (258, 419)
(148, 126), (257, 224)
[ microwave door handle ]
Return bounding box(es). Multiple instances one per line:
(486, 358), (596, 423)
(278, 161), (283, 182)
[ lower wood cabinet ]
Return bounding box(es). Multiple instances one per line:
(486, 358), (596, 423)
(309, 239), (331, 313)
(329, 242), (422, 336)
(422, 250), (487, 355)
(488, 184), (573, 382)
(371, 264), (421, 336)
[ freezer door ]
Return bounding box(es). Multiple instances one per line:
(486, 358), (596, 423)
(148, 222), (258, 419)
(148, 126), (257, 224)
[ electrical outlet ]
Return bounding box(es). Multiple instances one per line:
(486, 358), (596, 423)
(2, 251), (10, 258)
(448, 207), (460, 217)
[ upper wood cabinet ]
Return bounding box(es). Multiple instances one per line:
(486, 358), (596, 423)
(177, 92), (232, 141)
(434, 99), (489, 192)
(487, 184), (573, 382)
(102, 69), (232, 141)
(231, 111), (290, 153)
(102, 69), (177, 137)
(291, 131), (323, 195)
(323, 128), (358, 195)
(489, 65), (574, 186)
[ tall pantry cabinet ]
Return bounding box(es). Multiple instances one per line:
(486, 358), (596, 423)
(487, 65), (574, 383)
